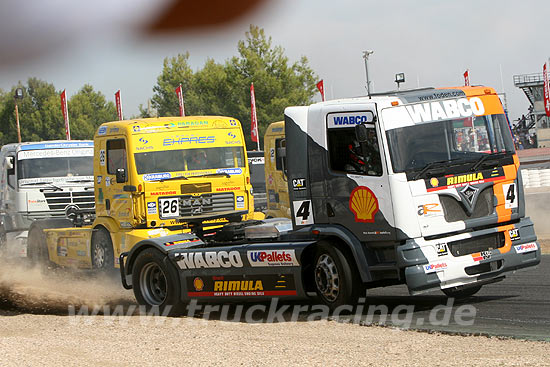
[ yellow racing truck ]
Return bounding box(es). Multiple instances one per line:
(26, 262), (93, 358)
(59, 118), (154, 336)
(28, 116), (256, 270)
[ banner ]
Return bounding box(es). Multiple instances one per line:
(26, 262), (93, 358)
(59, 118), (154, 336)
(60, 89), (71, 140)
(544, 63), (550, 117)
(175, 84), (185, 117)
(250, 83), (259, 147)
(316, 80), (325, 101)
(464, 69), (470, 86)
(115, 90), (124, 120)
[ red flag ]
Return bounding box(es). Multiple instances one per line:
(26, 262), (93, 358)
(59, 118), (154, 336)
(175, 84), (185, 117)
(250, 83), (259, 146)
(60, 89), (71, 140)
(464, 69), (470, 86)
(544, 63), (550, 117)
(316, 80), (325, 101)
(115, 90), (124, 121)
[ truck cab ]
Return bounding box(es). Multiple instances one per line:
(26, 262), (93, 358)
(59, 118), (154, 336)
(0, 141), (94, 257)
(34, 116), (255, 269)
(284, 86), (540, 294)
(263, 121), (290, 218)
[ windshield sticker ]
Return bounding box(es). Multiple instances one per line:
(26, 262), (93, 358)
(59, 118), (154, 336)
(426, 167), (504, 192)
(19, 142), (94, 150)
(406, 97), (484, 124)
(163, 135), (215, 146)
(143, 172), (172, 181)
(349, 186), (379, 223)
(217, 168), (242, 175)
(18, 148), (94, 160)
(248, 157), (265, 165)
(327, 111), (375, 128)
(18, 176), (94, 185)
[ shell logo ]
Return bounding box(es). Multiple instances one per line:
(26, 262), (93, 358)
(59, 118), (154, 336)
(193, 277), (204, 292)
(349, 186), (379, 223)
(430, 177), (439, 187)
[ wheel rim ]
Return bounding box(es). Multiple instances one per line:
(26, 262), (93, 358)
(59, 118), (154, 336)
(315, 254), (340, 302)
(139, 262), (168, 306)
(93, 243), (105, 268)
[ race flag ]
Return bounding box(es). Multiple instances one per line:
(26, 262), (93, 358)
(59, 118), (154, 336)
(464, 69), (470, 86)
(316, 79), (326, 101)
(250, 83), (259, 149)
(60, 89), (71, 140)
(543, 62), (550, 117)
(115, 90), (124, 121)
(175, 84), (185, 117)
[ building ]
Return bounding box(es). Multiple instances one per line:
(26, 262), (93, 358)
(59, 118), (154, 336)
(514, 72), (550, 147)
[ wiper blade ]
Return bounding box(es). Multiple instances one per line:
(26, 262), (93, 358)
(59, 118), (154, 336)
(66, 179), (94, 183)
(411, 160), (449, 181)
(188, 172), (231, 179)
(157, 175), (188, 182)
(470, 152), (508, 171)
(19, 181), (62, 191)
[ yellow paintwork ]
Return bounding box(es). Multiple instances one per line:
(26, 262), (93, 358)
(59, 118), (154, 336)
(44, 116), (255, 269)
(263, 121), (291, 218)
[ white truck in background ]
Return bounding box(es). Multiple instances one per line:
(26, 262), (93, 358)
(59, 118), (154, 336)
(0, 141), (95, 257)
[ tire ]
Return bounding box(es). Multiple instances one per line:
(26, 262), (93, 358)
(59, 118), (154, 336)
(27, 219), (73, 268)
(91, 228), (114, 271)
(312, 241), (364, 310)
(442, 285), (482, 299)
(132, 248), (183, 316)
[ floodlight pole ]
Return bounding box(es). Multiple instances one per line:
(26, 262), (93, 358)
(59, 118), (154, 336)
(14, 88), (24, 143)
(363, 50), (374, 97)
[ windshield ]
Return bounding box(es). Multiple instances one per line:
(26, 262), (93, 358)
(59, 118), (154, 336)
(386, 113), (515, 174)
(135, 146), (245, 175)
(17, 156), (93, 180)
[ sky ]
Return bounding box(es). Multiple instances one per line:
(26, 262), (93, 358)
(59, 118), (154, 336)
(0, 0), (548, 123)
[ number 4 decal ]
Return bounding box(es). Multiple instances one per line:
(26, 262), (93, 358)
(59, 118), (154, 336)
(293, 200), (314, 225)
(503, 183), (517, 209)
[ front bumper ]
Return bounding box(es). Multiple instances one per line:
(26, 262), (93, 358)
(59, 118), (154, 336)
(397, 217), (541, 294)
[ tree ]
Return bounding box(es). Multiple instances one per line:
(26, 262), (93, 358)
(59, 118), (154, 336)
(150, 52), (194, 117)
(225, 25), (318, 149)
(147, 26), (318, 150)
(68, 84), (116, 140)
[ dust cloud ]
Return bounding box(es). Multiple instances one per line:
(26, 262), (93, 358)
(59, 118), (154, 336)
(0, 257), (135, 315)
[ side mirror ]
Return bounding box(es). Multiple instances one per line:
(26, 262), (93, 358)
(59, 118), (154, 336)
(5, 156), (13, 170)
(116, 168), (127, 183)
(355, 124), (369, 143)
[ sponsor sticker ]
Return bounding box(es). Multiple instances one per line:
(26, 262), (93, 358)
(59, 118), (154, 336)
(349, 186), (378, 223)
(423, 262), (447, 273)
(18, 148), (94, 160)
(514, 242), (538, 254)
(472, 250), (492, 262)
(417, 203), (441, 217)
(425, 167), (504, 192)
(147, 201), (157, 215)
(292, 178), (306, 191)
(144, 172), (171, 181)
(97, 175), (102, 184)
(436, 243), (448, 257)
(187, 274), (296, 297)
(327, 111), (375, 128)
(217, 168), (242, 175)
(99, 149), (106, 166)
(247, 250), (299, 267)
(98, 126), (107, 135)
(175, 250), (243, 270)
(236, 195), (245, 209)
(508, 228), (520, 241)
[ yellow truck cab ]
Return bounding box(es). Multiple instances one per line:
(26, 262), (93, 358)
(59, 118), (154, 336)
(263, 121), (290, 218)
(31, 116), (254, 269)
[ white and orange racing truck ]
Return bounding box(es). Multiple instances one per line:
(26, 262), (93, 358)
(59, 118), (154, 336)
(120, 86), (541, 313)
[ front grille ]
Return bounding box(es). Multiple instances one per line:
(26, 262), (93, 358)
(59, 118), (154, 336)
(43, 190), (95, 211)
(449, 232), (505, 256)
(440, 186), (493, 222)
(178, 192), (235, 216)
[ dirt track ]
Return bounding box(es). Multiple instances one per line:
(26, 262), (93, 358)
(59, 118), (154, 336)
(1, 260), (549, 366)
